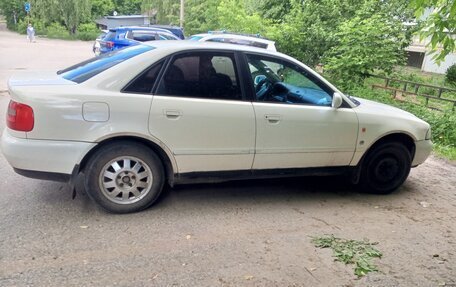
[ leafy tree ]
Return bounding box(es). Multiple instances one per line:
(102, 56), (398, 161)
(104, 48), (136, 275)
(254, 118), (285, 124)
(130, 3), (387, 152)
(142, 0), (180, 25)
(184, 0), (219, 34)
(91, 0), (115, 17)
(323, 4), (409, 88)
(58, 0), (91, 34)
(256, 0), (291, 22)
(216, 0), (264, 34)
(113, 0), (141, 15)
(0, 0), (26, 28)
(411, 0), (456, 62)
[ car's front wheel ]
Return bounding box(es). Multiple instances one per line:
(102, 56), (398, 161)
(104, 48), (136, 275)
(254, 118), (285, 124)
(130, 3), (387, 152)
(359, 142), (412, 194)
(84, 142), (165, 213)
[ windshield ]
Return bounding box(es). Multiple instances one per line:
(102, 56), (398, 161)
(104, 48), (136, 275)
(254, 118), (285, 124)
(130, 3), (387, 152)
(188, 35), (203, 41)
(59, 45), (154, 83)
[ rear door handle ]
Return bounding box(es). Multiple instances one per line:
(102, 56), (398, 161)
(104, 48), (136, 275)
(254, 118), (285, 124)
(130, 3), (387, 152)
(265, 114), (281, 124)
(164, 109), (182, 119)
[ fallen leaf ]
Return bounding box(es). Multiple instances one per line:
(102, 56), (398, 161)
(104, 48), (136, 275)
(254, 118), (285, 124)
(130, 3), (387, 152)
(244, 275), (254, 280)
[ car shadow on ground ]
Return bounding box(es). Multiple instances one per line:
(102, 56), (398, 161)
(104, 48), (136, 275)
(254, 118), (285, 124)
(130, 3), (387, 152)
(34, 174), (414, 215)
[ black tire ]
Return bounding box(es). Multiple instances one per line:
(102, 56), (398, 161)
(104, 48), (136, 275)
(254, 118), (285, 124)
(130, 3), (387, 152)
(359, 142), (411, 194)
(84, 141), (165, 213)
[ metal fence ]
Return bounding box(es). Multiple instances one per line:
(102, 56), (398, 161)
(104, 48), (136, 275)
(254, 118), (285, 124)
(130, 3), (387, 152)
(370, 75), (456, 112)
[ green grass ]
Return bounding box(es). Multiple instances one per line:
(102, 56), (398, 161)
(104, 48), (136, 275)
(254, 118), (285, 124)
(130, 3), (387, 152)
(312, 235), (382, 277)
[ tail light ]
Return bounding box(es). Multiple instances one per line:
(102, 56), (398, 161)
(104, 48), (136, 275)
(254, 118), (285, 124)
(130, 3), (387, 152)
(106, 41), (114, 48)
(7, 100), (34, 132)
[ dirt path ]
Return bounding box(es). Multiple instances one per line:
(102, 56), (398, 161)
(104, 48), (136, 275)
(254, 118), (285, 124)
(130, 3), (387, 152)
(0, 26), (455, 287)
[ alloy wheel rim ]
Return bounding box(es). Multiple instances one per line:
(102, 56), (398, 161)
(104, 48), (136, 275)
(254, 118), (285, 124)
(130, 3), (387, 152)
(99, 156), (153, 204)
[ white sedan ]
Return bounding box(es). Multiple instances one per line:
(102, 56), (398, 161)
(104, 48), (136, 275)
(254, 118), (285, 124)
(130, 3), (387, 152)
(1, 42), (432, 213)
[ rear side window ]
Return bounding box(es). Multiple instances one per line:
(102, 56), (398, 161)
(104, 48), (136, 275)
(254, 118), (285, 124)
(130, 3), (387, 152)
(59, 45), (154, 83)
(131, 31), (157, 42)
(157, 52), (242, 101)
(123, 61), (164, 94)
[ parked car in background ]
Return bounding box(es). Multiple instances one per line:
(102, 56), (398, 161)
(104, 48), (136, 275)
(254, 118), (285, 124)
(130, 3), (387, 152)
(99, 26), (180, 54)
(188, 31), (276, 51)
(2, 41), (432, 214)
(92, 29), (108, 56)
(150, 24), (185, 39)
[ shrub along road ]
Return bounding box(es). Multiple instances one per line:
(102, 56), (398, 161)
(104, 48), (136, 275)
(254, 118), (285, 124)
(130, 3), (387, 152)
(0, 27), (455, 287)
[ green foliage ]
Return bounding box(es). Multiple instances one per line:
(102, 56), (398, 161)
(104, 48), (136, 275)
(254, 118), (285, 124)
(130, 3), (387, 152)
(46, 22), (72, 39)
(347, 82), (456, 160)
(0, 0), (24, 28)
(410, 0), (456, 62)
(17, 18), (46, 35)
(446, 64), (456, 85)
(184, 0), (219, 35)
(312, 235), (382, 277)
(323, 3), (409, 89)
(58, 0), (92, 34)
(142, 0), (180, 25)
(76, 22), (100, 40)
(113, 0), (141, 15)
(91, 0), (115, 17)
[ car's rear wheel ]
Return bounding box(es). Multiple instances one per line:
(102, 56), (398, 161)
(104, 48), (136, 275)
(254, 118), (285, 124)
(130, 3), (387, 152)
(359, 142), (411, 194)
(84, 142), (164, 213)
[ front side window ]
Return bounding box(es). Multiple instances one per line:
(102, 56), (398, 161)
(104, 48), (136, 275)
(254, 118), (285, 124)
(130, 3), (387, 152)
(157, 52), (242, 100)
(59, 45), (153, 83)
(247, 54), (333, 106)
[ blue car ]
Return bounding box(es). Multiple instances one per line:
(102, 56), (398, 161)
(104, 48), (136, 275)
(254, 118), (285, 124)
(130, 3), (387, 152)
(99, 27), (180, 54)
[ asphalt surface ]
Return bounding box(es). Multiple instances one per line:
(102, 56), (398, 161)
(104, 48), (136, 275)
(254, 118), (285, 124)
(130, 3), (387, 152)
(0, 25), (455, 287)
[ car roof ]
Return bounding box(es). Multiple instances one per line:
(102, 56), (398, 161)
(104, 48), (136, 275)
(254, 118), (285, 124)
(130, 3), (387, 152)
(191, 33), (275, 44)
(142, 40), (282, 56)
(111, 26), (170, 33)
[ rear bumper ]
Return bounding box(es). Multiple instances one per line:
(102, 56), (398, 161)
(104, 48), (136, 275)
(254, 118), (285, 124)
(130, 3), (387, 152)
(1, 129), (96, 177)
(412, 139), (432, 167)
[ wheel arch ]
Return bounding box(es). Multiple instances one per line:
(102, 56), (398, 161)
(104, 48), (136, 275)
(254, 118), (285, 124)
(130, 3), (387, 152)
(350, 132), (416, 184)
(366, 133), (416, 160)
(78, 135), (177, 186)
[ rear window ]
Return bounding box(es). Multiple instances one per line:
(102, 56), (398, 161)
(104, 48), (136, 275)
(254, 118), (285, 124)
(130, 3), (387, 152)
(59, 45), (154, 83)
(103, 31), (117, 41)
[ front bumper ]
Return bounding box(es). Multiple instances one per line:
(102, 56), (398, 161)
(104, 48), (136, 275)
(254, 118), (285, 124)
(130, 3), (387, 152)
(412, 139), (433, 167)
(1, 129), (96, 177)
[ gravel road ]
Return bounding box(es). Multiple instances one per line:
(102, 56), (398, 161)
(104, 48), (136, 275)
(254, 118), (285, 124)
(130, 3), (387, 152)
(0, 24), (455, 287)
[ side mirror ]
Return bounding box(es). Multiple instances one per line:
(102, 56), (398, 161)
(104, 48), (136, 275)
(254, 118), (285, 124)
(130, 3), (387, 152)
(332, 92), (343, 109)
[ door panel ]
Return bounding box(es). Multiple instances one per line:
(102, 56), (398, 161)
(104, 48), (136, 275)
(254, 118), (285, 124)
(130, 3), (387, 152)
(149, 51), (255, 173)
(149, 96), (255, 173)
(253, 103), (358, 169)
(243, 53), (358, 170)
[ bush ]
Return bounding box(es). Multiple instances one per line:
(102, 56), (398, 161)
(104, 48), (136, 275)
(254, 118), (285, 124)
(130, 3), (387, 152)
(76, 31), (100, 41)
(16, 19), (47, 35)
(76, 23), (101, 41)
(46, 22), (73, 40)
(446, 64), (456, 85)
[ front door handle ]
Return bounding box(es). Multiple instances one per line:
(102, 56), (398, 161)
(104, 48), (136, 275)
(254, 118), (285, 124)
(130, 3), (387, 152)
(265, 114), (281, 124)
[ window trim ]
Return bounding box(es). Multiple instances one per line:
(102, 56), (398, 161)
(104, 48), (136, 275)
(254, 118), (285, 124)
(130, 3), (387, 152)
(121, 58), (169, 95)
(241, 52), (352, 108)
(154, 49), (248, 102)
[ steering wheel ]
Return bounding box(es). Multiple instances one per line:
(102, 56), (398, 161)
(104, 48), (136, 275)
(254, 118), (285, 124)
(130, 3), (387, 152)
(255, 78), (272, 101)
